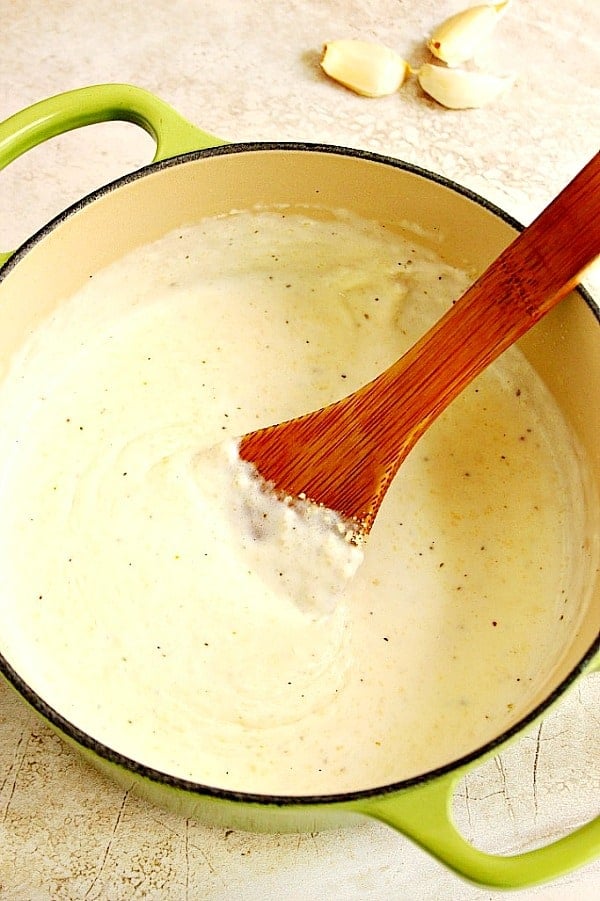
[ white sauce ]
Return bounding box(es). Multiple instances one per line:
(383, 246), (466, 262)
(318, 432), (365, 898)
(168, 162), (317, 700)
(192, 439), (364, 617)
(0, 208), (596, 795)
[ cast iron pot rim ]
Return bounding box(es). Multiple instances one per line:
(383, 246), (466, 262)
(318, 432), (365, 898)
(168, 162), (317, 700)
(0, 141), (598, 808)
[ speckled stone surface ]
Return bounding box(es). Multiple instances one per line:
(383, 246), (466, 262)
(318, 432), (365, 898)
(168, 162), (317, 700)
(0, 2), (599, 898)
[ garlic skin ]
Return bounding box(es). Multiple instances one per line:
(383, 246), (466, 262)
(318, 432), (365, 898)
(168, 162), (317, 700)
(418, 63), (513, 109)
(321, 39), (410, 98)
(428, 2), (510, 67)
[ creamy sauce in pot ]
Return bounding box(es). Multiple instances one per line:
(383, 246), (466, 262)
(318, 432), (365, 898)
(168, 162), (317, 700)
(0, 208), (596, 795)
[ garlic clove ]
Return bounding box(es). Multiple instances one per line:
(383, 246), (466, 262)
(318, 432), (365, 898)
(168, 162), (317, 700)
(417, 63), (513, 109)
(428, 2), (510, 67)
(321, 39), (410, 98)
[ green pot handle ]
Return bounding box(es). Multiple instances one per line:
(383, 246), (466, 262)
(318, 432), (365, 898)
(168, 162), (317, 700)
(353, 684), (600, 891)
(0, 83), (225, 267)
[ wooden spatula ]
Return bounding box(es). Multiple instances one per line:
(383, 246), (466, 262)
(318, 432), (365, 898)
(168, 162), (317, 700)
(239, 153), (600, 538)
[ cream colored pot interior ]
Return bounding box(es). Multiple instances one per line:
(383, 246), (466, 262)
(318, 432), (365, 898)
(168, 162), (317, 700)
(1, 147), (598, 713)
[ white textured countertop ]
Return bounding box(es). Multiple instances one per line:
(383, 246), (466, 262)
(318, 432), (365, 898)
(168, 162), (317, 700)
(0, 2), (599, 898)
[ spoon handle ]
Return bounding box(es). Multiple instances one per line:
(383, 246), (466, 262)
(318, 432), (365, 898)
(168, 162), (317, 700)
(360, 152), (600, 470)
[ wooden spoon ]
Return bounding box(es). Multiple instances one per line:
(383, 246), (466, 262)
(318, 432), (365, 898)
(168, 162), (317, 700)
(239, 153), (600, 538)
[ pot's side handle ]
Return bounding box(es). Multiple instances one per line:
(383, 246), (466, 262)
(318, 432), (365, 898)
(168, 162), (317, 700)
(0, 83), (226, 266)
(353, 771), (599, 889)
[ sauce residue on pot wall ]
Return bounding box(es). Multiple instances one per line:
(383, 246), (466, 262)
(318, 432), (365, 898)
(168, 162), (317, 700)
(0, 207), (596, 795)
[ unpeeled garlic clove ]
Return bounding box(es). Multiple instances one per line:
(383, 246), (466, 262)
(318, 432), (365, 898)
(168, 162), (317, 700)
(428, 2), (510, 67)
(417, 63), (513, 109)
(321, 39), (410, 98)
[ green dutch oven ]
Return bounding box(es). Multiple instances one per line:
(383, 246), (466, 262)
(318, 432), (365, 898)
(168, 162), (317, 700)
(0, 84), (598, 889)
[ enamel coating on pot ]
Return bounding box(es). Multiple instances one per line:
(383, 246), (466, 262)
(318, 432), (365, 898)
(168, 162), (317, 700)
(0, 86), (598, 888)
